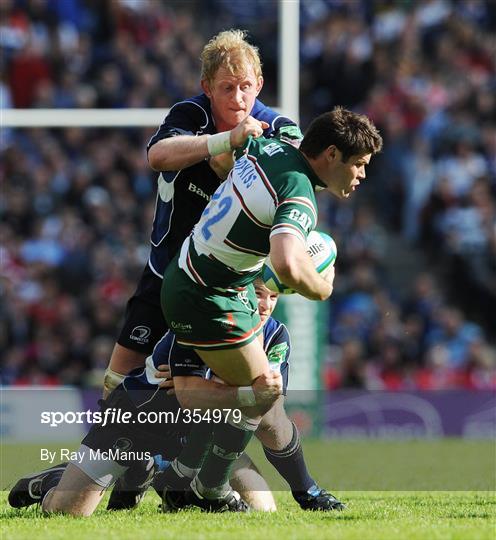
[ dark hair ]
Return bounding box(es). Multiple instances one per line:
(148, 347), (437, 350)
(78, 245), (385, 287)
(300, 107), (383, 162)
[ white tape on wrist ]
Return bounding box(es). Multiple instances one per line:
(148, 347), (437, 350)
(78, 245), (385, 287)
(207, 131), (232, 156)
(237, 386), (256, 407)
(103, 367), (126, 394)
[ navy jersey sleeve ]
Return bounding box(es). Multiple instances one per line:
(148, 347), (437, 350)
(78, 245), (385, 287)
(147, 100), (210, 152)
(265, 320), (291, 394)
(252, 100), (303, 143)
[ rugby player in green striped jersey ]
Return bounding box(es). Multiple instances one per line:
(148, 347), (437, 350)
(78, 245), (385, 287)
(161, 107), (383, 512)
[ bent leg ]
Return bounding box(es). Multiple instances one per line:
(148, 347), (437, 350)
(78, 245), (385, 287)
(230, 453), (276, 512)
(42, 463), (105, 517)
(257, 402), (316, 495)
(173, 342), (272, 499)
(195, 338), (269, 386)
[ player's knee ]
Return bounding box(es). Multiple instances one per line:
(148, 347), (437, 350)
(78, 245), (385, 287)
(242, 491), (277, 512)
(41, 487), (56, 514)
(42, 489), (82, 516)
(43, 490), (98, 517)
(230, 455), (277, 512)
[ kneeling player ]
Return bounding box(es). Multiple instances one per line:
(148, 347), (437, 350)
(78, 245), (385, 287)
(9, 280), (344, 514)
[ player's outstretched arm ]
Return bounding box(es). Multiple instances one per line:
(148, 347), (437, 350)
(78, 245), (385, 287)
(270, 234), (334, 301)
(148, 134), (211, 171)
(148, 116), (269, 172)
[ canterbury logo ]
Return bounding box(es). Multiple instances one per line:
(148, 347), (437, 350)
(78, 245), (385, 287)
(130, 326), (151, 343)
(113, 437), (133, 452)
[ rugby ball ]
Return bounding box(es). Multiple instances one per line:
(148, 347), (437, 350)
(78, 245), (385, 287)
(262, 230), (337, 294)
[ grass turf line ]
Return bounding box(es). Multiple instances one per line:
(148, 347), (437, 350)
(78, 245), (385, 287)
(1, 491), (495, 540)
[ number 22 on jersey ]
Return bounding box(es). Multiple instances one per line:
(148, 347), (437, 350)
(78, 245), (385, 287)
(200, 182), (233, 240)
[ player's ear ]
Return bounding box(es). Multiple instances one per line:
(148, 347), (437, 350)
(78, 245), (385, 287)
(201, 79), (212, 98)
(326, 145), (338, 162)
(255, 76), (264, 95)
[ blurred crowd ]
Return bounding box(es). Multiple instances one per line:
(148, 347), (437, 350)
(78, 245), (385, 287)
(1, 0), (495, 389)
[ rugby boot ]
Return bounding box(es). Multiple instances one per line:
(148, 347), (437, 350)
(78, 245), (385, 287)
(163, 478), (249, 513)
(293, 484), (346, 511)
(8, 463), (68, 508)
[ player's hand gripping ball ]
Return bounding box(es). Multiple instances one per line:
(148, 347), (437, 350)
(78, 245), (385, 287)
(262, 230), (337, 294)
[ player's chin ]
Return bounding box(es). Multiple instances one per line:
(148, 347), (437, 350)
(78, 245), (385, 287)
(231, 111), (247, 123)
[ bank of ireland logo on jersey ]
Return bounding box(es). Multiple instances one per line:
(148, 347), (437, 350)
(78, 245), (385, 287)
(130, 326), (151, 344)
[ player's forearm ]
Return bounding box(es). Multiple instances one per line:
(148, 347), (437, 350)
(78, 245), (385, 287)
(270, 235), (332, 301)
(175, 378), (246, 411)
(277, 255), (332, 301)
(148, 135), (210, 171)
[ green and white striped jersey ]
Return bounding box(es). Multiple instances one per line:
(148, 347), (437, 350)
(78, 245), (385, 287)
(178, 136), (324, 288)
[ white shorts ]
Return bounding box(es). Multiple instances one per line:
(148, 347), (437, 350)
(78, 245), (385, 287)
(71, 444), (127, 488)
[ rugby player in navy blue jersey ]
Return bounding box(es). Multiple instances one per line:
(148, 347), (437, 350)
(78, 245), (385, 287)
(9, 280), (344, 515)
(103, 29), (302, 396)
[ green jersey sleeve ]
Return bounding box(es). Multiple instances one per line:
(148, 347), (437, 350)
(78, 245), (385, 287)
(271, 171), (318, 244)
(271, 124), (303, 148)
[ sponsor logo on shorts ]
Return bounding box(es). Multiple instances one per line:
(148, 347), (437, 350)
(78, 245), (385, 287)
(171, 321), (193, 333)
(237, 290), (257, 313)
(130, 325), (151, 344)
(113, 437), (133, 452)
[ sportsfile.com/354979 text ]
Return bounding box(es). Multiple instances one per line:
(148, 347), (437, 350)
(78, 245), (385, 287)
(40, 408), (242, 428)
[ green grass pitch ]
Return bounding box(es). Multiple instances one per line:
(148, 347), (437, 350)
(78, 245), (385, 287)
(1, 440), (495, 540)
(2, 491), (494, 540)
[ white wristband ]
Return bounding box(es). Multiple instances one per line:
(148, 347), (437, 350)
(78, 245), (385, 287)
(207, 131), (232, 156)
(237, 386), (256, 407)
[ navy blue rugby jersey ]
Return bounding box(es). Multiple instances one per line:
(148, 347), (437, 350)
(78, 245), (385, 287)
(122, 316), (291, 406)
(146, 94), (301, 278)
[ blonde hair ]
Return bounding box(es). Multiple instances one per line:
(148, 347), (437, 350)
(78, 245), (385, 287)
(201, 29), (262, 83)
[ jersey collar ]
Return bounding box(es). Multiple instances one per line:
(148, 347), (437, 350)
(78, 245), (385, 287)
(297, 151), (326, 191)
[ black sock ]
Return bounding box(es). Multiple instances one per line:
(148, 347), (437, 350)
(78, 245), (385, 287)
(176, 421), (213, 472)
(263, 422), (315, 493)
(197, 415), (259, 496)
